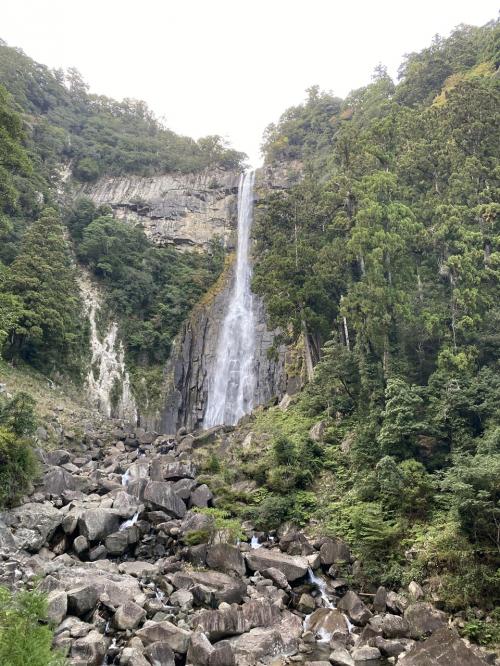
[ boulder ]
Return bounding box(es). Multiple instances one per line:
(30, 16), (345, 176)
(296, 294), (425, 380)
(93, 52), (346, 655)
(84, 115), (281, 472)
(209, 640), (235, 666)
(163, 461), (196, 480)
(404, 602), (447, 639)
(338, 591), (372, 626)
(43, 467), (79, 496)
(118, 561), (159, 578)
(71, 629), (109, 666)
(297, 593), (316, 614)
(46, 590), (67, 624)
(190, 484), (213, 508)
(329, 647), (355, 666)
(67, 583), (99, 616)
(143, 481), (186, 517)
(136, 620), (191, 653)
(113, 601), (146, 630)
(206, 543), (246, 576)
(144, 641), (175, 666)
(5, 502), (62, 552)
(398, 627), (489, 665)
(245, 548), (309, 581)
(305, 608), (349, 640)
(319, 538), (351, 565)
(351, 645), (382, 662)
(372, 636), (410, 658)
(408, 580), (424, 600)
(228, 611), (302, 663)
(187, 631), (214, 665)
(173, 478), (197, 499)
(193, 600), (281, 640)
(45, 449), (71, 466)
(372, 613), (410, 638)
(171, 570), (247, 604)
(373, 586), (387, 613)
(261, 567), (290, 590)
(78, 509), (121, 542)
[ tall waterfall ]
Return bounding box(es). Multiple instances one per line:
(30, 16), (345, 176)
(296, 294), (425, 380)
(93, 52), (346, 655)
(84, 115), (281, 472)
(204, 171), (257, 427)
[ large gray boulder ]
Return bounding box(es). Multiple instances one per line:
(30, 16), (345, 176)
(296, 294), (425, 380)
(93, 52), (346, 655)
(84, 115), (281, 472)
(338, 591), (372, 626)
(171, 570), (247, 604)
(71, 629), (110, 666)
(404, 602), (447, 639)
(398, 627), (489, 665)
(144, 641), (176, 666)
(78, 509), (121, 542)
(187, 631), (214, 665)
(143, 481), (186, 517)
(206, 544), (246, 576)
(4, 502), (62, 552)
(193, 600), (280, 640)
(67, 583), (99, 616)
(319, 537), (351, 565)
(43, 467), (80, 496)
(136, 620), (191, 653)
(113, 601), (146, 630)
(306, 608), (350, 640)
(245, 548), (309, 581)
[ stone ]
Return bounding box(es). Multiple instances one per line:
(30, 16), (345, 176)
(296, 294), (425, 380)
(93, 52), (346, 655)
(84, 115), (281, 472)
(45, 449), (71, 466)
(338, 591), (372, 626)
(228, 611), (302, 663)
(67, 584), (99, 616)
(163, 461), (196, 480)
(43, 467), (78, 496)
(144, 641), (176, 666)
(120, 647), (150, 666)
(319, 538), (351, 565)
(351, 645), (381, 661)
(173, 478), (197, 499)
(170, 589), (193, 610)
(171, 570), (247, 604)
(0, 519), (16, 551)
(305, 609), (349, 640)
(404, 602), (447, 639)
(398, 627), (489, 665)
(261, 567), (290, 590)
(105, 530), (130, 555)
(372, 636), (409, 657)
(73, 535), (89, 555)
(408, 580), (424, 600)
(46, 590), (67, 624)
(209, 640), (235, 666)
(143, 481), (187, 517)
(386, 591), (408, 614)
(373, 613), (410, 638)
(373, 586), (387, 613)
(190, 483), (213, 508)
(187, 631), (214, 665)
(245, 548), (309, 581)
(309, 421), (326, 441)
(71, 629), (109, 666)
(113, 600), (146, 630)
(329, 646), (355, 666)
(206, 543), (246, 576)
(78, 509), (121, 542)
(5, 502), (62, 552)
(118, 561), (159, 578)
(136, 620), (191, 653)
(297, 593), (316, 614)
(193, 599), (281, 640)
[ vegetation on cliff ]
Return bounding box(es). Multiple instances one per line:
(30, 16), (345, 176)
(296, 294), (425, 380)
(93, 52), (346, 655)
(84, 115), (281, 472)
(247, 20), (500, 614)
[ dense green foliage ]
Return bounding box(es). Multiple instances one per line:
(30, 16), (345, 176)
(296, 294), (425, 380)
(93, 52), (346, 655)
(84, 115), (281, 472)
(0, 391), (38, 507)
(0, 39), (246, 184)
(69, 198), (224, 401)
(0, 586), (66, 665)
(1, 207), (86, 375)
(250, 20), (500, 613)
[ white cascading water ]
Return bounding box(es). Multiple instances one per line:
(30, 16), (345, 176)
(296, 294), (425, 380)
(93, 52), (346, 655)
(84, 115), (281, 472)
(204, 171), (257, 427)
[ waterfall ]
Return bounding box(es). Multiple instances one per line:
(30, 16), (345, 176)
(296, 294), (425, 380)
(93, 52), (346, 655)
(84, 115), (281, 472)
(204, 171), (257, 427)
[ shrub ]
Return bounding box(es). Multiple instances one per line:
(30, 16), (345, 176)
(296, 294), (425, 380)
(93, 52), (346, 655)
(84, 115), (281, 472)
(0, 427), (39, 507)
(0, 587), (67, 666)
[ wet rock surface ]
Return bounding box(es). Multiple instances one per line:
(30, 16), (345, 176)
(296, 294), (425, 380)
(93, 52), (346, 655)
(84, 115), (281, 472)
(0, 425), (494, 666)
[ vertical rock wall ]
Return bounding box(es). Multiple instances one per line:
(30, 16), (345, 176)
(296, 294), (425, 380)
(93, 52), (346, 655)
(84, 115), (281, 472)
(153, 262), (286, 433)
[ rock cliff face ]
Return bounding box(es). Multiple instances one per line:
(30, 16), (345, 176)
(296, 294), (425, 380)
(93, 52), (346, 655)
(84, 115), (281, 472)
(152, 262), (287, 433)
(79, 168), (240, 249)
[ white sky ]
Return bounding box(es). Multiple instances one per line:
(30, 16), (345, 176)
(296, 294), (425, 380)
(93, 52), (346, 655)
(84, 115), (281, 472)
(1, 1), (498, 166)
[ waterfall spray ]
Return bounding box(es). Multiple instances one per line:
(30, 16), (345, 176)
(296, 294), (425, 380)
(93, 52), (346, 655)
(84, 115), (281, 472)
(204, 171), (257, 427)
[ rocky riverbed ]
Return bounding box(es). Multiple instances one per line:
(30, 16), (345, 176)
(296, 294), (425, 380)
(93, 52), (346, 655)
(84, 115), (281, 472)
(0, 423), (496, 666)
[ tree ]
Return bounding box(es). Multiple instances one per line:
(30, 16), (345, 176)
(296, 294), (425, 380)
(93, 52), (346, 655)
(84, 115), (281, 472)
(4, 207), (85, 373)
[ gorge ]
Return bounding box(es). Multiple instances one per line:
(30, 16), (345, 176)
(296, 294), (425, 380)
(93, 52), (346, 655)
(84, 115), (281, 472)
(0, 16), (499, 666)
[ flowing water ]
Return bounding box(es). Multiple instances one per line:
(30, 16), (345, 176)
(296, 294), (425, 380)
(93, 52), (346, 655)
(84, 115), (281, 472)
(204, 171), (257, 427)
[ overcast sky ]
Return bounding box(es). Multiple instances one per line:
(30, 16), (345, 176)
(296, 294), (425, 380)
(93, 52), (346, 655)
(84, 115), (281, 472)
(2, 1), (498, 165)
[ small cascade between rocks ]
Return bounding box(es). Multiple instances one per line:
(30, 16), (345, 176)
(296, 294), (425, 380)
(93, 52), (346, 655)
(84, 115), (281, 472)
(204, 171), (257, 427)
(80, 274), (137, 423)
(307, 567), (334, 609)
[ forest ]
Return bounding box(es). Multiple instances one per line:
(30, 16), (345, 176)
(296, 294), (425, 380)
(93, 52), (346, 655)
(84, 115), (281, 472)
(243, 20), (500, 620)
